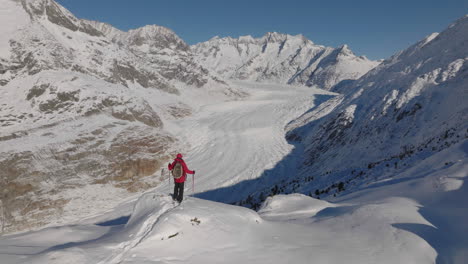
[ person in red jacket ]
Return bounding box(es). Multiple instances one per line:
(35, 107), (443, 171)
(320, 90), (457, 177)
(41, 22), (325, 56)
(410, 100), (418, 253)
(168, 153), (195, 203)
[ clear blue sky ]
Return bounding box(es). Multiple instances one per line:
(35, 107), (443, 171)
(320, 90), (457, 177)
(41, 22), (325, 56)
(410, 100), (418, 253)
(56, 0), (467, 60)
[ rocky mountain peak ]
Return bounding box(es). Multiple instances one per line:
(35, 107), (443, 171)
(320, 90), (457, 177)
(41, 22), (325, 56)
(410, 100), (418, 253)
(262, 32), (288, 43)
(21, 0), (53, 15)
(337, 44), (353, 56)
(130, 24), (176, 38)
(124, 24), (189, 51)
(260, 32), (311, 46)
(20, 0), (103, 37)
(238, 35), (256, 44)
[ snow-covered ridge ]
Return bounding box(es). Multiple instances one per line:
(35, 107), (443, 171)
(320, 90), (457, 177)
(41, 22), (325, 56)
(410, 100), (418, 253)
(81, 19), (124, 40)
(1, 188), (456, 263)
(20, 0), (104, 37)
(201, 32), (311, 47)
(89, 21), (190, 51)
(192, 32), (379, 90)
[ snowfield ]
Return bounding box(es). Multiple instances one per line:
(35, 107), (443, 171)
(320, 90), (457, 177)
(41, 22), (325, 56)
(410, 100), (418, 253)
(1, 81), (466, 264)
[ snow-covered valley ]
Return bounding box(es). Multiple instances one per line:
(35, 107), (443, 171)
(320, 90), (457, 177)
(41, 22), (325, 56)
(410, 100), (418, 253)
(161, 81), (335, 204)
(1, 81), (466, 264)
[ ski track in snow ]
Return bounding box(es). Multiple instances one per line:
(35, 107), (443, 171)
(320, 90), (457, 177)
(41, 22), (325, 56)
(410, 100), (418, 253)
(98, 195), (179, 264)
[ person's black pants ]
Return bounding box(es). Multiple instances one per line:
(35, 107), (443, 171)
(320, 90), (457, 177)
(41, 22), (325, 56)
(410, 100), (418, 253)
(173, 182), (184, 202)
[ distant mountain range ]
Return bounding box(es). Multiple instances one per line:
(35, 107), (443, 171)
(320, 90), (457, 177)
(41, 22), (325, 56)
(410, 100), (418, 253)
(193, 33), (379, 90)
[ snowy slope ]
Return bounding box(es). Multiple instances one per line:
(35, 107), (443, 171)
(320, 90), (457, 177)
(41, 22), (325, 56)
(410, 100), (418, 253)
(282, 15), (468, 199)
(192, 33), (379, 90)
(0, 0), (241, 234)
(3, 152), (466, 264)
(0, 0), (30, 59)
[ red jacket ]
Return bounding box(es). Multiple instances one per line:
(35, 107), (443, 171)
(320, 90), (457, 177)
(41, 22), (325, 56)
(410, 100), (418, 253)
(168, 157), (194, 183)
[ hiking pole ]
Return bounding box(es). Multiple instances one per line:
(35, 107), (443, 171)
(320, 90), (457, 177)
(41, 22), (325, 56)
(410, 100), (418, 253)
(192, 171), (195, 194)
(167, 168), (170, 187)
(161, 168), (166, 186)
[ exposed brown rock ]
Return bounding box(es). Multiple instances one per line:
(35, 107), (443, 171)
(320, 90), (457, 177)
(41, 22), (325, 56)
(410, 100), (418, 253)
(166, 104), (192, 119)
(0, 124), (176, 234)
(108, 61), (179, 95)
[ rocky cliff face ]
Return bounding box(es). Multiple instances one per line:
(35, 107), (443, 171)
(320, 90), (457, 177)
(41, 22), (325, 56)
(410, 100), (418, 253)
(192, 33), (380, 90)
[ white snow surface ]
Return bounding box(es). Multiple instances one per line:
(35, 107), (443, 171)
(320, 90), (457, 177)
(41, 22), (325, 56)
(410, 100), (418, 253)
(1, 81), (466, 264)
(0, 0), (30, 58)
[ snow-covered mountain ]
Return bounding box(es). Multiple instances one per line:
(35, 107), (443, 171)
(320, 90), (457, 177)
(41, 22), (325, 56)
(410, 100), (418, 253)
(0, 0), (239, 234)
(236, 15), (468, 206)
(0, 0), (231, 92)
(82, 20), (227, 89)
(192, 33), (380, 90)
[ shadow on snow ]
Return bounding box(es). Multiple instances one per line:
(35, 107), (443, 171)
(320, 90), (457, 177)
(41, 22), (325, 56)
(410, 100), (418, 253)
(393, 178), (468, 264)
(96, 215), (130, 226)
(193, 94), (335, 206)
